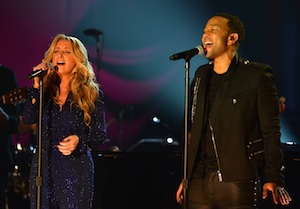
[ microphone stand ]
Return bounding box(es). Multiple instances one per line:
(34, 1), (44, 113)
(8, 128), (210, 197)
(83, 28), (103, 82)
(96, 36), (100, 73)
(170, 50), (199, 209)
(182, 57), (191, 209)
(36, 75), (44, 209)
(118, 109), (124, 150)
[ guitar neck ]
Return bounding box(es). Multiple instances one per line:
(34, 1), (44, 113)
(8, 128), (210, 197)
(2, 87), (28, 105)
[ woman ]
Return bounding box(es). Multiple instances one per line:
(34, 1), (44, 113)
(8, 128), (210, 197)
(21, 34), (107, 209)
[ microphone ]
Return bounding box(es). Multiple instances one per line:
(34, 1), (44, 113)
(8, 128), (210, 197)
(169, 45), (204, 61)
(27, 63), (58, 79)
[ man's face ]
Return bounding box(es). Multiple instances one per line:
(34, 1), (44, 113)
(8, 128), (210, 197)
(202, 16), (231, 59)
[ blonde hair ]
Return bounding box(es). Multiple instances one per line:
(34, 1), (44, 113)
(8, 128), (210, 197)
(43, 34), (100, 126)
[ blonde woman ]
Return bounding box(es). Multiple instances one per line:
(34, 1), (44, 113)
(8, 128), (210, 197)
(21, 34), (106, 209)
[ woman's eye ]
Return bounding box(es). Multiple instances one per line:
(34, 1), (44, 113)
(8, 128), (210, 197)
(53, 50), (71, 54)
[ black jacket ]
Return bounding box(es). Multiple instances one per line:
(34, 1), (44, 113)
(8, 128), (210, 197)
(188, 55), (284, 185)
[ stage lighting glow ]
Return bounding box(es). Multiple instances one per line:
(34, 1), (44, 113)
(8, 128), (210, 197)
(166, 137), (174, 144)
(153, 116), (160, 123)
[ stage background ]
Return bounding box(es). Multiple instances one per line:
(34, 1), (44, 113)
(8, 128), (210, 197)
(1, 0), (299, 149)
(1, 0), (300, 209)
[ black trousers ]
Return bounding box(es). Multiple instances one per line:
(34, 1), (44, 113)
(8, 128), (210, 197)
(187, 172), (258, 209)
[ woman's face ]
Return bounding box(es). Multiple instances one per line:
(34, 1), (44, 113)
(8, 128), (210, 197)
(52, 39), (76, 77)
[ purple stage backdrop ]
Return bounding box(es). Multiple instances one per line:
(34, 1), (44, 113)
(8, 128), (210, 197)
(1, 0), (300, 151)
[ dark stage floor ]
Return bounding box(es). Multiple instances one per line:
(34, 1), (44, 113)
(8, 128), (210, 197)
(4, 144), (300, 209)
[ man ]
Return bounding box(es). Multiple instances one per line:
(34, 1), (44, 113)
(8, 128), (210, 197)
(176, 13), (291, 209)
(0, 64), (20, 209)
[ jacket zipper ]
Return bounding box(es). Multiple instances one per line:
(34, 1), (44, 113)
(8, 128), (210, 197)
(191, 77), (201, 123)
(208, 119), (223, 182)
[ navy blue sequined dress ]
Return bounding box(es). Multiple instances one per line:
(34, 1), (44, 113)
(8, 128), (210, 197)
(21, 88), (106, 209)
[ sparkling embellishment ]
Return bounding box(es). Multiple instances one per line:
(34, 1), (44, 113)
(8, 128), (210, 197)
(21, 88), (106, 209)
(233, 98), (237, 104)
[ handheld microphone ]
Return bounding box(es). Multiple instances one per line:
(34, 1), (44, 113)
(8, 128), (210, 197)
(27, 63), (58, 79)
(169, 45), (204, 61)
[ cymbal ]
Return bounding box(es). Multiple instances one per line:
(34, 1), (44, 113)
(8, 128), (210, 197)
(83, 28), (103, 38)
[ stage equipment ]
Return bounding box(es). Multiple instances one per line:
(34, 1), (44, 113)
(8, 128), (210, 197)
(83, 28), (104, 80)
(169, 46), (203, 209)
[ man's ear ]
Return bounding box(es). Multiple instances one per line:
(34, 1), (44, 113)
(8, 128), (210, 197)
(228, 33), (239, 45)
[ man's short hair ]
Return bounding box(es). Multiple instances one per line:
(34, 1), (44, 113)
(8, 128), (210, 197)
(213, 13), (245, 48)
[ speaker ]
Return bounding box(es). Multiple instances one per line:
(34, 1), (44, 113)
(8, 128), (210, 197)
(92, 151), (182, 209)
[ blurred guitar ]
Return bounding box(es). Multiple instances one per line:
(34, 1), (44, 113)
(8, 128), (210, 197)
(2, 86), (28, 105)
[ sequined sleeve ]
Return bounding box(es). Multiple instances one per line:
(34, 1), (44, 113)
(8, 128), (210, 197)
(76, 90), (107, 152)
(88, 92), (107, 146)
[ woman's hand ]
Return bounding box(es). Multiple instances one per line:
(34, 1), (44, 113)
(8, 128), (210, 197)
(56, 135), (79, 156)
(32, 62), (51, 88)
